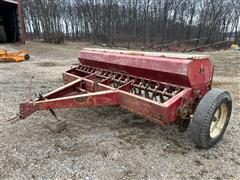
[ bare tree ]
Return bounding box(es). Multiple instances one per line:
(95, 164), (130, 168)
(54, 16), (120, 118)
(22, 0), (239, 45)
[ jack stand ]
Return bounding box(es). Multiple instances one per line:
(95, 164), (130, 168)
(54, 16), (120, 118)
(39, 93), (67, 133)
(46, 119), (67, 133)
(46, 109), (66, 133)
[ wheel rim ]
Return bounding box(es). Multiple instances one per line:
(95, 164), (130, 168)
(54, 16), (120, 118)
(210, 102), (228, 139)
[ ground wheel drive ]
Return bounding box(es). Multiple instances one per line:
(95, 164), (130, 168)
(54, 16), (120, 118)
(12, 48), (232, 149)
(190, 88), (232, 149)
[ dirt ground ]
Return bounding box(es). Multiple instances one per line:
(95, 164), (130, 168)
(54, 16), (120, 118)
(0, 41), (239, 179)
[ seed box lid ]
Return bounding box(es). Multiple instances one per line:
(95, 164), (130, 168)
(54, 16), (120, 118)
(83, 48), (210, 60)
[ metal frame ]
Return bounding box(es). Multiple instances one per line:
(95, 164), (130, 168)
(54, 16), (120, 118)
(0, 49), (29, 62)
(20, 64), (198, 125)
(18, 49), (213, 127)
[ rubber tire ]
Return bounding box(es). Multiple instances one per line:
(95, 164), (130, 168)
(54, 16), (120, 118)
(24, 54), (30, 60)
(190, 88), (232, 149)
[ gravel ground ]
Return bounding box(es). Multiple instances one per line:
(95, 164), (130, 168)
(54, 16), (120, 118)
(0, 41), (239, 179)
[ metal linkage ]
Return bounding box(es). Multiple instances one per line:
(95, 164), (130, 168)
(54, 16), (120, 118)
(72, 65), (184, 103)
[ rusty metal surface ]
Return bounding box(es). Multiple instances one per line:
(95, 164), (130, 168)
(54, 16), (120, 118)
(19, 49), (213, 126)
(79, 49), (213, 87)
(17, 0), (26, 43)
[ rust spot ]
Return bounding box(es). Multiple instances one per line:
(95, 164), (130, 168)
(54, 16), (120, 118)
(76, 96), (88, 102)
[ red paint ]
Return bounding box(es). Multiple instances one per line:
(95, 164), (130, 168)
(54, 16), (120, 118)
(79, 50), (213, 87)
(19, 49), (213, 126)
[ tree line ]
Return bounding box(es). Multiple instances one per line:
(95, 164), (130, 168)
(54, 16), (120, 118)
(22, 0), (240, 45)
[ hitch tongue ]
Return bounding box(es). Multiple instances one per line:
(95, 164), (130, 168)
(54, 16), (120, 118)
(7, 101), (36, 123)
